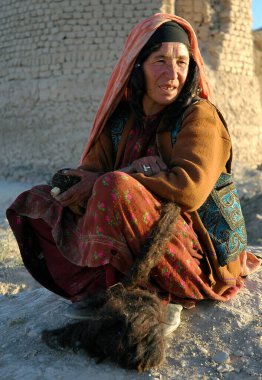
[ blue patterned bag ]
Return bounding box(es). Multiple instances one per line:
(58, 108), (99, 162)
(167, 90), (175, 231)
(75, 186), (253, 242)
(197, 173), (247, 266)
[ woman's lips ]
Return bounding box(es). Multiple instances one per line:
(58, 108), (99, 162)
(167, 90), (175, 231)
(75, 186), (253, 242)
(159, 85), (177, 94)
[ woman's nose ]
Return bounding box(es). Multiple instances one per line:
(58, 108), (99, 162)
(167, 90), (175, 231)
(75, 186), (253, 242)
(164, 62), (178, 79)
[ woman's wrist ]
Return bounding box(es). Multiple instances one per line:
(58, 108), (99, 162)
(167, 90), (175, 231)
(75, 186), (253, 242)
(115, 166), (134, 174)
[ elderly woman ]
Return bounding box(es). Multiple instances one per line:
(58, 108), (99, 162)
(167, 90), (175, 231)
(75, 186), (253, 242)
(7, 13), (260, 371)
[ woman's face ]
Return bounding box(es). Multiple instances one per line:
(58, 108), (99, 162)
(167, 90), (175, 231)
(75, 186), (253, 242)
(142, 42), (190, 115)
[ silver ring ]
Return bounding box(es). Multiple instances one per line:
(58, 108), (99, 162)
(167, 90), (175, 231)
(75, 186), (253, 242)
(143, 164), (151, 172)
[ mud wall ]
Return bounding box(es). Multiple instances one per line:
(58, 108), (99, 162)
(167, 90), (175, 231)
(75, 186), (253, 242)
(0, 0), (261, 181)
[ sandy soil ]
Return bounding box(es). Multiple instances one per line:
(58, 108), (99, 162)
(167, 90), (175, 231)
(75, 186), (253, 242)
(0, 178), (261, 380)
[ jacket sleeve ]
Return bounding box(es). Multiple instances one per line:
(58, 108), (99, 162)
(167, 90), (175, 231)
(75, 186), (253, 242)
(78, 126), (114, 172)
(131, 101), (232, 212)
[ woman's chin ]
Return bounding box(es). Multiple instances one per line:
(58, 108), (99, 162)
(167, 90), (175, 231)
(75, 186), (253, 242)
(157, 96), (179, 107)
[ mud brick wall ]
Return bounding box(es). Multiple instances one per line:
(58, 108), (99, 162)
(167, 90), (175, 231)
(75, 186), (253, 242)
(175, 0), (262, 171)
(0, 0), (261, 181)
(254, 29), (262, 105)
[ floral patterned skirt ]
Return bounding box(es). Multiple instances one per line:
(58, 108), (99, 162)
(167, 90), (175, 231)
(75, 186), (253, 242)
(6, 172), (260, 307)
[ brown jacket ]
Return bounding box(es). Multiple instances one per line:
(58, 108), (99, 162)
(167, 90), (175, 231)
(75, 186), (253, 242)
(81, 100), (244, 291)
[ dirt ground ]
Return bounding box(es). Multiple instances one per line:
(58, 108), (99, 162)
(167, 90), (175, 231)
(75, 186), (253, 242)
(0, 256), (261, 380)
(0, 175), (261, 380)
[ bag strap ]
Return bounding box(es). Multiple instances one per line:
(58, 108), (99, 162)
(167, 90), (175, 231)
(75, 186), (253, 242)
(214, 107), (232, 174)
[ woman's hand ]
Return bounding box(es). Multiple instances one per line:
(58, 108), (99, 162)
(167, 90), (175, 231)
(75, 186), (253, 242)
(55, 169), (101, 208)
(131, 156), (168, 177)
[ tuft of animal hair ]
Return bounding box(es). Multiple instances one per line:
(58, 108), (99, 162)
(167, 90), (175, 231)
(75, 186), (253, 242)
(42, 202), (181, 371)
(42, 285), (167, 372)
(123, 202), (181, 288)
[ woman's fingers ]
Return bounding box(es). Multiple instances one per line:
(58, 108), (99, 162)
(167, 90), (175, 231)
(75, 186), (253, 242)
(145, 161), (159, 176)
(55, 188), (78, 206)
(55, 177), (95, 206)
(147, 157), (168, 173)
(61, 169), (84, 178)
(131, 161), (141, 173)
(156, 157), (168, 171)
(131, 156), (168, 176)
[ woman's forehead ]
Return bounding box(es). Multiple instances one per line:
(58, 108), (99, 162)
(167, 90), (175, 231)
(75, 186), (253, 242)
(150, 42), (189, 57)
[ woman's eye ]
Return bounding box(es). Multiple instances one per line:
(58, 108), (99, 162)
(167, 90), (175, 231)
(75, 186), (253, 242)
(155, 59), (165, 63)
(178, 60), (188, 66)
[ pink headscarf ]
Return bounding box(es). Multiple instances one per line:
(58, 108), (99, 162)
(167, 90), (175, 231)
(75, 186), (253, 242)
(80, 13), (211, 163)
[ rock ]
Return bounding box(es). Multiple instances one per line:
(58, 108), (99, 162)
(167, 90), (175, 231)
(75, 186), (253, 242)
(236, 319), (243, 328)
(213, 351), (230, 364)
(199, 346), (209, 355)
(234, 367), (241, 373)
(246, 347), (254, 356)
(217, 364), (234, 373)
(27, 329), (39, 338)
(234, 350), (244, 357)
(8, 316), (27, 326)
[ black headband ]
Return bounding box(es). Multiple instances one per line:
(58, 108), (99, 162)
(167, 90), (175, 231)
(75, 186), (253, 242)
(145, 21), (190, 48)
